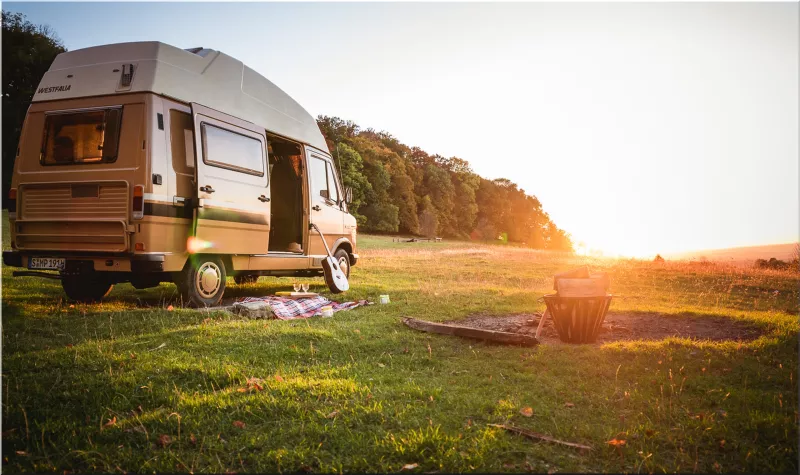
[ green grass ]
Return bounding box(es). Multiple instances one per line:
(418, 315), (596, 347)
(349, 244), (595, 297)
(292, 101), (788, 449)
(2, 220), (798, 473)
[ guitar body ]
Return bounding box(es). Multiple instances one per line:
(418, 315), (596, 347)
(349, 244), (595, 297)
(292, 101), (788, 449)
(322, 255), (349, 293)
(311, 223), (349, 294)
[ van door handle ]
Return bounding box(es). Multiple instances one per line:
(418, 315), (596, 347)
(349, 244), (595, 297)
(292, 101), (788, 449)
(312, 205), (321, 211)
(258, 195), (270, 202)
(199, 185), (215, 193)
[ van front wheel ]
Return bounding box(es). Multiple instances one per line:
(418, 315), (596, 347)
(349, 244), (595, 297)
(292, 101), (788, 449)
(176, 256), (227, 307)
(62, 274), (114, 303)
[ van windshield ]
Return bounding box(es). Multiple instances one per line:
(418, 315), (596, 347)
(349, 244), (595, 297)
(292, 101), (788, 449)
(41, 108), (122, 165)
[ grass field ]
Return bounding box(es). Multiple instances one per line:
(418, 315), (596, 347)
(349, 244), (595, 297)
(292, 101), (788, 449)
(2, 222), (798, 473)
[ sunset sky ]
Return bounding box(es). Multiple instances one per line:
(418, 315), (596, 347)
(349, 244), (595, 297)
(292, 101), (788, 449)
(9, 2), (798, 257)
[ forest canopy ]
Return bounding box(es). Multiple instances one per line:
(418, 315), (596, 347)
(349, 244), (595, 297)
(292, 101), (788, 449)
(317, 116), (573, 251)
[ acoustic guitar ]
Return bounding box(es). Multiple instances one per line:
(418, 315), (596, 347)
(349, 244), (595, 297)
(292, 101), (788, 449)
(310, 223), (349, 293)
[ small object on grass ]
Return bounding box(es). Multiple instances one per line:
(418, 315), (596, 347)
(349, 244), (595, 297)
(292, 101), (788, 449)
(321, 305), (334, 318)
(380, 294), (390, 304)
(149, 343), (166, 351)
(489, 424), (592, 451)
(402, 317), (538, 346)
(400, 463), (419, 471)
(520, 407), (534, 417)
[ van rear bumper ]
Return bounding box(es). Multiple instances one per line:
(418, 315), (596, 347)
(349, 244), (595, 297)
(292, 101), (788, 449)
(3, 251), (165, 273)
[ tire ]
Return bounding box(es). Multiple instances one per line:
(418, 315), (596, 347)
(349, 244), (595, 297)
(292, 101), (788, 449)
(175, 255), (227, 307)
(234, 274), (259, 285)
(334, 248), (351, 279)
(62, 274), (114, 303)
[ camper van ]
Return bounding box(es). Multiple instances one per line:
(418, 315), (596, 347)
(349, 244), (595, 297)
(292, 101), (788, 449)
(3, 42), (359, 306)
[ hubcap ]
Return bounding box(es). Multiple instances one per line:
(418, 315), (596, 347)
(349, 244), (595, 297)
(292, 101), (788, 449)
(338, 256), (349, 277)
(195, 262), (221, 298)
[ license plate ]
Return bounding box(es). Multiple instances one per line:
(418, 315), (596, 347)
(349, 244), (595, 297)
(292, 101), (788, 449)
(28, 257), (66, 270)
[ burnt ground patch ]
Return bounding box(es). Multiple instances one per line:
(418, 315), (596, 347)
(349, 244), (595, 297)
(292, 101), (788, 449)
(448, 311), (766, 345)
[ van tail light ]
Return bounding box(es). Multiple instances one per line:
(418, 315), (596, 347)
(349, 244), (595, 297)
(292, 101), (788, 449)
(132, 185), (144, 219)
(8, 188), (17, 219)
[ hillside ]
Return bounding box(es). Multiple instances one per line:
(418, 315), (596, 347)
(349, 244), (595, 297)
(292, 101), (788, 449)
(665, 242), (798, 264)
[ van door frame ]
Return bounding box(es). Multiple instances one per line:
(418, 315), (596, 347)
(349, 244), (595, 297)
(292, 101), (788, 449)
(189, 103), (271, 256)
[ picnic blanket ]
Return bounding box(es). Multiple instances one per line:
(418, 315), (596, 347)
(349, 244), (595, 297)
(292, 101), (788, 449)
(237, 296), (371, 320)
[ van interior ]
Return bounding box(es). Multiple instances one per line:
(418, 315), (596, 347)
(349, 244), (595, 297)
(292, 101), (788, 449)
(267, 134), (305, 253)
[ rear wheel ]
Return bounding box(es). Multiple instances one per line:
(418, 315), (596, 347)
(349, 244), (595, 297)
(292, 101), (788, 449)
(234, 274), (259, 285)
(62, 274), (114, 303)
(175, 256), (227, 307)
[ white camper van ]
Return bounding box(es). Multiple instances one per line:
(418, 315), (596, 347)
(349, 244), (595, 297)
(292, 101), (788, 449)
(3, 42), (359, 306)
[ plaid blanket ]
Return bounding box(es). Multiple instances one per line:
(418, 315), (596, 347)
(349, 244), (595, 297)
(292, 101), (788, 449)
(237, 296), (370, 320)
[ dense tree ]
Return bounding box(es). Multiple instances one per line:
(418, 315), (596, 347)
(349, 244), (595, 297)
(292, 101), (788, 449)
(333, 143), (371, 226)
(318, 116), (573, 251)
(2, 11), (65, 206)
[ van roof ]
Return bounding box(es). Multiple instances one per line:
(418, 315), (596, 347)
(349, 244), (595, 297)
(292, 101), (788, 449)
(33, 41), (329, 152)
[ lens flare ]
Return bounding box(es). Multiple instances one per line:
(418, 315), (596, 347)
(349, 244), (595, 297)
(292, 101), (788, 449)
(187, 236), (212, 254)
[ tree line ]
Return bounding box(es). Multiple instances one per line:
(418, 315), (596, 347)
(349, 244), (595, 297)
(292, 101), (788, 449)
(318, 117), (573, 250)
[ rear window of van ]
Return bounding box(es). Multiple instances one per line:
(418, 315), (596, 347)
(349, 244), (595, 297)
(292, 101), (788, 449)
(41, 107), (123, 165)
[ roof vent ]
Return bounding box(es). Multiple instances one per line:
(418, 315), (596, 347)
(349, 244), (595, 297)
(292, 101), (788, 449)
(116, 63), (136, 91)
(120, 64), (135, 87)
(185, 47), (214, 58)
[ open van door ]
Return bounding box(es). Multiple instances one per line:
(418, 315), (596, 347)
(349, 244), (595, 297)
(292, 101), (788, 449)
(190, 103), (271, 255)
(307, 149), (347, 257)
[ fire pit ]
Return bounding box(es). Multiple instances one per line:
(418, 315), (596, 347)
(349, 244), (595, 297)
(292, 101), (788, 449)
(543, 294), (612, 343)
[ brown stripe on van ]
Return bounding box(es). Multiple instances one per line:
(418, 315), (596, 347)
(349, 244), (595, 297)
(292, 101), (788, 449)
(197, 207), (268, 225)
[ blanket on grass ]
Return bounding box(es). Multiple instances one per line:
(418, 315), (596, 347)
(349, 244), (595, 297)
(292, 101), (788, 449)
(237, 296), (370, 320)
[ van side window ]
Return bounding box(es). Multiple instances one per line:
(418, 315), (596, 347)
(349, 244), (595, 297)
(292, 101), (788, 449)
(40, 107), (123, 165)
(310, 157), (329, 200)
(326, 160), (340, 202)
(310, 156), (339, 203)
(200, 123), (264, 176)
(169, 110), (194, 172)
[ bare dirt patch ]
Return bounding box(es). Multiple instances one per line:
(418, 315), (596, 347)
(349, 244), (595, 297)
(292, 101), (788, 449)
(448, 312), (765, 345)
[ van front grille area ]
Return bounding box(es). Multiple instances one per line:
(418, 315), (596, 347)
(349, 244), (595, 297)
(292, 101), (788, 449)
(21, 183), (129, 220)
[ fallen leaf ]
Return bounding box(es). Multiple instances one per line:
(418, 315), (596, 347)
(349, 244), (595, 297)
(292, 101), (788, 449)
(519, 407), (534, 417)
(189, 434), (197, 445)
(15, 451), (27, 456)
(103, 416), (117, 428)
(325, 411), (339, 419)
(66, 344), (73, 348)
(167, 305), (174, 311)
(645, 429), (655, 436)
(237, 387), (247, 393)
(607, 438), (626, 447)
(274, 374), (284, 383)
(564, 402), (575, 408)
(377, 363), (386, 368)
(429, 395), (434, 402)
(130, 352), (136, 359)
(69, 304), (75, 309)
(400, 463), (418, 471)
(719, 439), (726, 448)
(233, 420), (246, 429)
(157, 434), (172, 447)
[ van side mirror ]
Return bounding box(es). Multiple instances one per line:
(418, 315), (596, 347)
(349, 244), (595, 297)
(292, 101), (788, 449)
(345, 186), (353, 204)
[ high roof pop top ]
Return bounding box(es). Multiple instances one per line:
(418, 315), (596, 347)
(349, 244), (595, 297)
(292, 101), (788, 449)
(33, 41), (328, 152)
